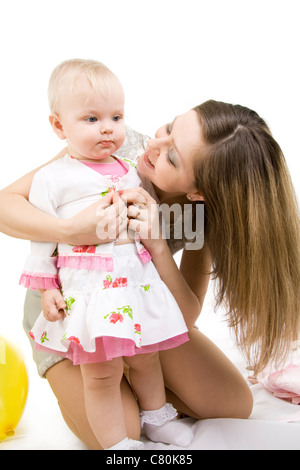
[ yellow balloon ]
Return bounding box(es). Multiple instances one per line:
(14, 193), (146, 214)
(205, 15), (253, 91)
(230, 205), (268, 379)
(0, 336), (28, 441)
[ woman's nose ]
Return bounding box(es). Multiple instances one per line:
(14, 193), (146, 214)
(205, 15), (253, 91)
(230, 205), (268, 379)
(147, 137), (164, 157)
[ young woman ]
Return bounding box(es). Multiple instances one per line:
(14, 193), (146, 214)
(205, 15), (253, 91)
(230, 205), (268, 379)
(1, 100), (298, 449)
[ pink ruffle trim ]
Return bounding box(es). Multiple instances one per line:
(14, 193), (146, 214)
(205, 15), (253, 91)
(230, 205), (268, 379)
(138, 247), (152, 263)
(57, 255), (113, 271)
(19, 273), (60, 290)
(34, 332), (189, 365)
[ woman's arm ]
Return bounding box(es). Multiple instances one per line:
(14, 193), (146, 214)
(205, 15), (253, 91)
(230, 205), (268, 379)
(0, 156), (128, 245)
(179, 244), (211, 324)
(125, 187), (211, 329)
(0, 161), (63, 241)
(148, 240), (211, 329)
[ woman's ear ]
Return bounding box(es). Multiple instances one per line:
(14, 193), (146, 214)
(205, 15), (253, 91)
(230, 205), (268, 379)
(49, 114), (66, 140)
(186, 191), (205, 202)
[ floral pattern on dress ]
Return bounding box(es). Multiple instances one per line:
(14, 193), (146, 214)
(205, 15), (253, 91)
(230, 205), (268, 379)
(40, 331), (49, 343)
(100, 185), (115, 197)
(141, 284), (150, 292)
(103, 275), (128, 289)
(106, 175), (122, 183)
(64, 296), (75, 316)
(71, 245), (98, 253)
(134, 323), (142, 346)
(104, 305), (133, 323)
(29, 331), (35, 341)
(108, 312), (124, 324)
(67, 336), (83, 349)
(121, 158), (137, 169)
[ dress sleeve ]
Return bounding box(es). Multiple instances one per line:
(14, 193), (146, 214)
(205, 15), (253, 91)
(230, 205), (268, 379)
(19, 167), (60, 290)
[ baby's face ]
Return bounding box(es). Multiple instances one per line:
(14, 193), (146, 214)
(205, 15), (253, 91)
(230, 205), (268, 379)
(57, 76), (126, 163)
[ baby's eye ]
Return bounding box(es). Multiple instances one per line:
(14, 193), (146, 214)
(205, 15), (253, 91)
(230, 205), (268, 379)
(112, 115), (121, 122)
(86, 117), (97, 123)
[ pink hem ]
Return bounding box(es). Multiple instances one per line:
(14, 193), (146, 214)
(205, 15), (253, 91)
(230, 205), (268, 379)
(57, 255), (113, 271)
(34, 332), (189, 365)
(19, 273), (60, 290)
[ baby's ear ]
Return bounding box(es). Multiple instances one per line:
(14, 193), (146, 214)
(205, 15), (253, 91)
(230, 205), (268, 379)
(49, 114), (66, 140)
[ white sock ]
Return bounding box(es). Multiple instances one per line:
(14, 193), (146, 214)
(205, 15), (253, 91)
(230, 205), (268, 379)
(105, 437), (144, 450)
(140, 403), (193, 447)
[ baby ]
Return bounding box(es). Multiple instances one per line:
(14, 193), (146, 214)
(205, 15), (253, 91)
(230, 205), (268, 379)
(20, 59), (193, 450)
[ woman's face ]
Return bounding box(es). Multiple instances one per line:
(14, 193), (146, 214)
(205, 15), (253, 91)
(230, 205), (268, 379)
(137, 109), (204, 198)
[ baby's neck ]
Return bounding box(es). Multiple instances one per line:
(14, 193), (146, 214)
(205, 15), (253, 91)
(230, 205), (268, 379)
(77, 155), (116, 164)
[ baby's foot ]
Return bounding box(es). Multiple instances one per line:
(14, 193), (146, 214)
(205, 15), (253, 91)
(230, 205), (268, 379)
(140, 403), (193, 447)
(105, 437), (144, 450)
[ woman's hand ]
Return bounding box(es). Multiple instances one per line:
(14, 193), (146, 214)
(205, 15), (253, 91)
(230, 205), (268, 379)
(120, 187), (163, 254)
(62, 191), (128, 245)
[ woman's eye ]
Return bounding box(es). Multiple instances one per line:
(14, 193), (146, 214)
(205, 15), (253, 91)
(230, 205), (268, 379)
(166, 123), (172, 135)
(167, 153), (176, 167)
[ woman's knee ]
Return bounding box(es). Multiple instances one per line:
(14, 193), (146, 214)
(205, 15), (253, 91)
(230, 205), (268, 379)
(231, 380), (253, 419)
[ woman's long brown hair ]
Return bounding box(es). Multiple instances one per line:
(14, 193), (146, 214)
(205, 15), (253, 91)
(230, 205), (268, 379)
(193, 100), (300, 374)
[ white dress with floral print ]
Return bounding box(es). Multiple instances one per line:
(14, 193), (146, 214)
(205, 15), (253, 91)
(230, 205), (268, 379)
(21, 154), (189, 364)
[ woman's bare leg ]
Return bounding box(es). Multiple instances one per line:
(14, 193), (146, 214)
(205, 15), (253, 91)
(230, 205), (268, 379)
(45, 359), (140, 450)
(45, 329), (253, 449)
(160, 328), (253, 420)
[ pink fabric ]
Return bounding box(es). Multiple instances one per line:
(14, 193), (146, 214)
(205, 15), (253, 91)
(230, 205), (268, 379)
(19, 273), (60, 290)
(80, 159), (128, 178)
(34, 332), (189, 365)
(138, 247), (152, 263)
(57, 255), (114, 271)
(249, 362), (300, 405)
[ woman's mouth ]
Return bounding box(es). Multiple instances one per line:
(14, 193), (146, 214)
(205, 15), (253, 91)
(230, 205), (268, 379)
(144, 151), (155, 169)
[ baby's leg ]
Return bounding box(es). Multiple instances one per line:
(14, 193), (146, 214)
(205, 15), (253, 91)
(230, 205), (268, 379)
(125, 353), (193, 447)
(80, 358), (143, 450)
(124, 352), (166, 410)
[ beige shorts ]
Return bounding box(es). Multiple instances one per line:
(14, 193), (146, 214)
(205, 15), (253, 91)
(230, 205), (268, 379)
(23, 289), (65, 378)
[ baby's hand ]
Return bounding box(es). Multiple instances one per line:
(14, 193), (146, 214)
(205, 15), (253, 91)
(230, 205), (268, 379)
(40, 289), (66, 322)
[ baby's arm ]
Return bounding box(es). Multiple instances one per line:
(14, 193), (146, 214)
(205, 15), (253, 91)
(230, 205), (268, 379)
(40, 289), (66, 322)
(19, 166), (61, 290)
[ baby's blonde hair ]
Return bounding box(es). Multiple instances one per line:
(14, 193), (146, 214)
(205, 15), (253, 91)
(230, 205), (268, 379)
(48, 58), (122, 114)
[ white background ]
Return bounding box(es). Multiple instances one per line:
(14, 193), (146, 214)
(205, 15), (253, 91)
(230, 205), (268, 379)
(0, 0), (299, 369)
